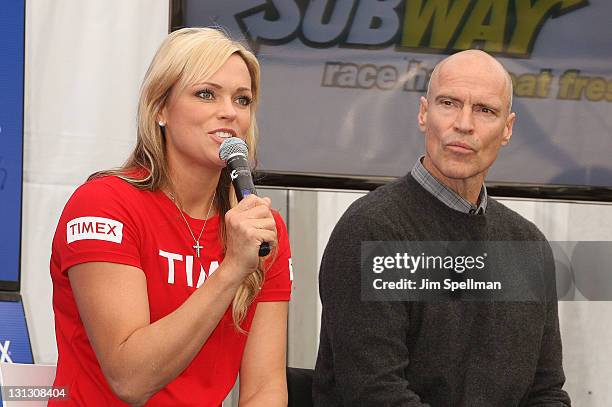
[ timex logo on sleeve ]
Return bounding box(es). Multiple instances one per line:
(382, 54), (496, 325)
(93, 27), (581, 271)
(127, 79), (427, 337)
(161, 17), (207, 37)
(67, 216), (123, 244)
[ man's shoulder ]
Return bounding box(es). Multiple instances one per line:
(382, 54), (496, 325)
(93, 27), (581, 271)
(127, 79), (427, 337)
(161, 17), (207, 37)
(339, 176), (409, 224)
(487, 198), (547, 241)
(347, 175), (411, 214)
(324, 176), (417, 249)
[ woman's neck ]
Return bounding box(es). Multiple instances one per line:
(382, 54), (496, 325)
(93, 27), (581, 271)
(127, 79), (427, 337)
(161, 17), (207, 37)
(165, 162), (221, 220)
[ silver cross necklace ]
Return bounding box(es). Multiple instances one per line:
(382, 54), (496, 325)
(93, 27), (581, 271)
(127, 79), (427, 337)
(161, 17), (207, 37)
(168, 190), (216, 258)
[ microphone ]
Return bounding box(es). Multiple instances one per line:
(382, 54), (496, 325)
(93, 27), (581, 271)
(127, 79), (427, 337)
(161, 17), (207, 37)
(219, 137), (271, 257)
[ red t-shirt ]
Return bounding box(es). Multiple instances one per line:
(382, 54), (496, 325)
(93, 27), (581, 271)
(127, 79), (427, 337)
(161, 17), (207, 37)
(49, 176), (292, 406)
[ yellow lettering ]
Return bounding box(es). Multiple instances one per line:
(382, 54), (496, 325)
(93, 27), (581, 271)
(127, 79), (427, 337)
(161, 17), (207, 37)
(585, 78), (606, 102)
(400, 0), (469, 49)
(399, 0), (587, 56)
(515, 74), (538, 97)
(558, 0), (590, 10)
(453, 0), (509, 52)
(536, 70), (554, 98)
(557, 70), (579, 99)
(509, 0), (570, 56)
(571, 76), (589, 99)
(557, 70), (612, 102)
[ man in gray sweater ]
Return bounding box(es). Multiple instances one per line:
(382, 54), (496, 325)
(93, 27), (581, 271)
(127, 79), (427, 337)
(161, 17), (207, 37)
(313, 50), (570, 406)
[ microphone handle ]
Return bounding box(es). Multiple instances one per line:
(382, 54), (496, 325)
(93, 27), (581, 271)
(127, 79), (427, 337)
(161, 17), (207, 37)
(227, 155), (271, 257)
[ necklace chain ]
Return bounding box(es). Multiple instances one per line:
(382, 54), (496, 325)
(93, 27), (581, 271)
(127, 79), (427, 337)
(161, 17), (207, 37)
(168, 190), (216, 258)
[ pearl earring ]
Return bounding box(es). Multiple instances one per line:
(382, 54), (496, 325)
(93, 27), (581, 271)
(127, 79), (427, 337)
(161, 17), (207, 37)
(158, 120), (166, 127)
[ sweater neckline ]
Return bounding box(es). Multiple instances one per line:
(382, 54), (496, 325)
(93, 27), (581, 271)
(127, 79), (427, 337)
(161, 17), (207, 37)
(402, 174), (491, 223)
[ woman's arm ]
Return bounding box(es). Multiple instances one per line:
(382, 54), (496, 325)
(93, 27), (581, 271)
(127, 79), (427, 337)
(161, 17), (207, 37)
(238, 301), (288, 407)
(69, 260), (242, 405)
(68, 195), (277, 405)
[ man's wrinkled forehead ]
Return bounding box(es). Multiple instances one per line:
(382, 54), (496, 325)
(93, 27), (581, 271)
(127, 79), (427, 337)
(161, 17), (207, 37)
(427, 50), (513, 112)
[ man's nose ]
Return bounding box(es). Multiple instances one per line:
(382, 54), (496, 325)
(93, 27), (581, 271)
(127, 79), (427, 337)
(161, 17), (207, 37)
(453, 105), (474, 134)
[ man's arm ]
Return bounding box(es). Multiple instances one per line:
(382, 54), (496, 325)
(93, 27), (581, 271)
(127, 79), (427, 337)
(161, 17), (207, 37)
(524, 243), (571, 406)
(315, 212), (429, 407)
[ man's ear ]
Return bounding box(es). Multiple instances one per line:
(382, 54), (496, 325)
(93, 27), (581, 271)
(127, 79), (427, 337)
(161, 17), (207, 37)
(501, 112), (515, 146)
(418, 96), (428, 133)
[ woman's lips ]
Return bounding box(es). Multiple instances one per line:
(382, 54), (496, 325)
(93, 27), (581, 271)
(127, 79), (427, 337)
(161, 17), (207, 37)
(208, 129), (237, 143)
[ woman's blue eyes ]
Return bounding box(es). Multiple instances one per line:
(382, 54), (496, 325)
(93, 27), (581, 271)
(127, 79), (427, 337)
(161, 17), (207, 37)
(236, 96), (252, 106)
(196, 89), (215, 100)
(195, 89), (252, 106)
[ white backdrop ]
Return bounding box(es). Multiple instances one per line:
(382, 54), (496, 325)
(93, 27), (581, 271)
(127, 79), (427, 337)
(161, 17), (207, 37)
(22, 0), (169, 363)
(19, 1), (612, 406)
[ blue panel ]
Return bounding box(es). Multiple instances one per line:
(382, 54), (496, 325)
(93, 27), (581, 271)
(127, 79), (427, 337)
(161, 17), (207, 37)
(0, 0), (25, 284)
(0, 300), (33, 364)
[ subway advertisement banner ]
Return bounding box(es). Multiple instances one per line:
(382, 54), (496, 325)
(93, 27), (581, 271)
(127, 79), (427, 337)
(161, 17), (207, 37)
(181, 1), (611, 187)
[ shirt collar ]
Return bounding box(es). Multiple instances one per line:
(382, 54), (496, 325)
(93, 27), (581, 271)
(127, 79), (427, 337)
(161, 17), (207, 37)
(410, 156), (488, 215)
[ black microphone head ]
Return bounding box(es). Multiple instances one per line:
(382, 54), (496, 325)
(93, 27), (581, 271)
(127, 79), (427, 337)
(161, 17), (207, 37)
(219, 137), (249, 162)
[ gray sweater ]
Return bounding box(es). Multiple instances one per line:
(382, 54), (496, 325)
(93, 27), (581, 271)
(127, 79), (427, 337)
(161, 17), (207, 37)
(313, 174), (570, 406)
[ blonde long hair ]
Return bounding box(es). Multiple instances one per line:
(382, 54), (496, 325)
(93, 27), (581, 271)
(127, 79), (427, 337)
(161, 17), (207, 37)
(91, 27), (265, 329)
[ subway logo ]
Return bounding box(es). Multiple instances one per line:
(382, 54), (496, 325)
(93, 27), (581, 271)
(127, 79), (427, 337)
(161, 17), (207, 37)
(236, 0), (589, 57)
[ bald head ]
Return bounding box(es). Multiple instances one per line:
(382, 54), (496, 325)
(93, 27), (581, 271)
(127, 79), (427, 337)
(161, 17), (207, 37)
(427, 50), (513, 114)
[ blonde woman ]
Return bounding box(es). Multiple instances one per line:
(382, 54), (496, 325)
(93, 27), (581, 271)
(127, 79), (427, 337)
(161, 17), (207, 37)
(50, 28), (292, 406)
